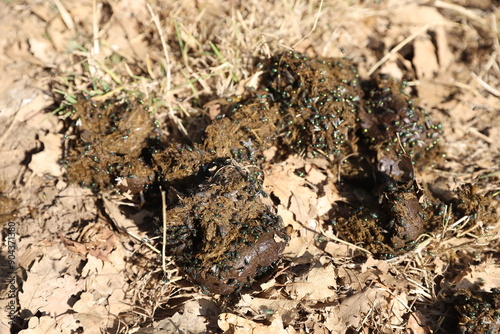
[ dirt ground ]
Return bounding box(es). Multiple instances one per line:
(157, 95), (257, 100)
(0, 0), (499, 333)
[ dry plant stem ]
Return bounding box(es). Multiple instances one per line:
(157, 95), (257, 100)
(319, 227), (372, 255)
(53, 0), (75, 31)
(146, 3), (172, 94)
(161, 188), (167, 272)
(406, 277), (433, 299)
(92, 0), (100, 56)
(470, 71), (500, 97)
(432, 0), (487, 27)
(491, 14), (500, 65)
(128, 231), (160, 254)
(367, 24), (430, 76)
(292, 0), (324, 49)
(468, 126), (494, 144)
(147, 3), (189, 138)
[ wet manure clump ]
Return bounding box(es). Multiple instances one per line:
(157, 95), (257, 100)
(62, 96), (160, 194)
(62, 50), (491, 293)
(444, 288), (500, 334)
(164, 163), (287, 295)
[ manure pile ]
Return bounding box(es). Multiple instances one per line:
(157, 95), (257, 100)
(62, 50), (497, 321)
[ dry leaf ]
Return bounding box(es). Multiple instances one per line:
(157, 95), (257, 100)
(324, 241), (356, 258)
(81, 253), (128, 298)
(237, 294), (300, 325)
(323, 307), (346, 334)
(102, 196), (150, 242)
(28, 133), (63, 177)
(18, 316), (61, 334)
(303, 163), (327, 185)
(28, 38), (55, 65)
(155, 299), (212, 334)
(72, 292), (109, 333)
(435, 26), (453, 71)
(286, 263), (338, 301)
(80, 222), (118, 261)
(218, 313), (288, 334)
(278, 205), (323, 262)
(432, 257), (448, 276)
(19, 256), (83, 316)
(59, 235), (89, 258)
(413, 38), (439, 80)
(362, 255), (390, 275)
(386, 290), (409, 326)
(107, 288), (132, 316)
(337, 287), (389, 328)
(390, 4), (446, 25)
(406, 311), (430, 334)
(455, 260), (500, 292)
(264, 158), (306, 207)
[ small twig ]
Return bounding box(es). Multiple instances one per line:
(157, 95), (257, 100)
(319, 227), (372, 255)
(491, 14), (500, 67)
(432, 0), (487, 27)
(367, 24), (430, 77)
(53, 0), (75, 31)
(468, 127), (494, 144)
(404, 278), (433, 299)
(471, 71), (500, 97)
(161, 187), (168, 272)
(127, 231), (160, 254)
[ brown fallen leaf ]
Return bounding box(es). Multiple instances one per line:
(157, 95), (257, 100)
(286, 263), (338, 301)
(413, 38), (439, 80)
(406, 311), (430, 334)
(18, 316), (60, 334)
(155, 299), (213, 334)
(28, 133), (63, 177)
(18, 255), (83, 316)
(455, 259), (500, 292)
(59, 235), (89, 258)
(218, 313), (288, 334)
(237, 294), (300, 326)
(59, 222), (117, 262)
(337, 287), (389, 329)
(72, 292), (110, 334)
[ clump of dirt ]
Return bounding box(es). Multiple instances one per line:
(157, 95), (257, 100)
(63, 50), (486, 293)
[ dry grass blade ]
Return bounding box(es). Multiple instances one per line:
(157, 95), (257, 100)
(292, 0), (324, 49)
(161, 188), (168, 272)
(146, 3), (172, 94)
(432, 0), (487, 27)
(471, 71), (500, 97)
(53, 0), (75, 31)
